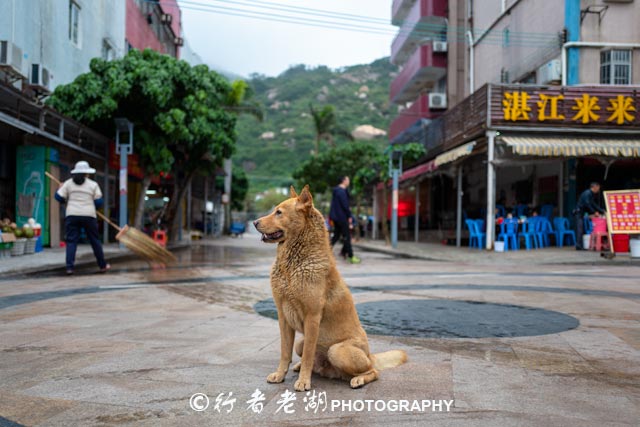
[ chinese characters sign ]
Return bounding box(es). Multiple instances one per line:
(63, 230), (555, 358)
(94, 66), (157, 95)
(604, 190), (640, 234)
(494, 86), (640, 129)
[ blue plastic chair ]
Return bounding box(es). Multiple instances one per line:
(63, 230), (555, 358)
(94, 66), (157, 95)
(519, 219), (538, 250)
(536, 217), (555, 247)
(583, 217), (593, 235)
(541, 204), (554, 221)
(474, 219), (485, 234)
(555, 217), (576, 247)
(515, 204), (529, 218)
(498, 218), (519, 250)
(465, 219), (486, 249)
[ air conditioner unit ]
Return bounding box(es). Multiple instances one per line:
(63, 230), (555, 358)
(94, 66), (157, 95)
(536, 59), (561, 84)
(161, 13), (173, 23)
(433, 41), (448, 53)
(429, 93), (447, 109)
(0, 40), (24, 75)
(174, 37), (184, 47)
(30, 64), (50, 90)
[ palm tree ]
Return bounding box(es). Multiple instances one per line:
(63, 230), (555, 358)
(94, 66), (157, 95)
(309, 104), (354, 155)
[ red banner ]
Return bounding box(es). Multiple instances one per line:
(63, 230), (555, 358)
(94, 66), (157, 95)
(604, 190), (640, 234)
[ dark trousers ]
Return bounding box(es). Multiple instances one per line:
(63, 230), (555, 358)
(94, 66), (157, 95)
(65, 216), (106, 270)
(574, 213), (584, 249)
(330, 220), (353, 258)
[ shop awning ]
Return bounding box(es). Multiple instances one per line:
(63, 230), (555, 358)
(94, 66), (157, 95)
(501, 136), (640, 157)
(400, 160), (437, 182)
(434, 141), (476, 167)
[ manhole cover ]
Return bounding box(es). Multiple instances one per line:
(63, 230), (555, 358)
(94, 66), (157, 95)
(254, 298), (579, 338)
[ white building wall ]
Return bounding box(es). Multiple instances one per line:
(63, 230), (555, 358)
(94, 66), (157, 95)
(0, 0), (125, 90)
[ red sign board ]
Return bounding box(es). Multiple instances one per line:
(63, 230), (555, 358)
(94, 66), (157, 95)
(108, 142), (144, 180)
(603, 190), (640, 234)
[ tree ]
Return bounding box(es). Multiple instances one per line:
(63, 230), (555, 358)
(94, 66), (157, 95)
(309, 104), (354, 154)
(48, 49), (240, 240)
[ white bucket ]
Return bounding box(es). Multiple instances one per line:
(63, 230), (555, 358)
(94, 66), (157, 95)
(583, 234), (591, 250)
(494, 241), (505, 252)
(630, 239), (640, 258)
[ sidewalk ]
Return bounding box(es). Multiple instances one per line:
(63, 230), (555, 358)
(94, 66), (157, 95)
(353, 239), (640, 265)
(0, 240), (191, 276)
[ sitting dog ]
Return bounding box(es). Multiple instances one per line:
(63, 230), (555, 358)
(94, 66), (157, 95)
(254, 185), (407, 391)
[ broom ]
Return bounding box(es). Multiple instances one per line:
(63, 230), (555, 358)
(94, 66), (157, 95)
(45, 172), (176, 265)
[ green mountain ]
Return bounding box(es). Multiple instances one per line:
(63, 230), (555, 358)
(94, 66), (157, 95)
(234, 57), (398, 194)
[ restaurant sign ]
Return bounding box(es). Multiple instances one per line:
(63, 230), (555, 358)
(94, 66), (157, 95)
(491, 86), (640, 130)
(603, 190), (640, 235)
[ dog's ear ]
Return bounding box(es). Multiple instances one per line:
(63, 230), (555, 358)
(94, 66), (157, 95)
(289, 186), (298, 198)
(297, 185), (313, 210)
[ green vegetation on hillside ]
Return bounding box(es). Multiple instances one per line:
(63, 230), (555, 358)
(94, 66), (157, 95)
(234, 57), (398, 195)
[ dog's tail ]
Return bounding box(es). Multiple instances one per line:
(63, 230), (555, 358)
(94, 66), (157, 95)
(371, 350), (408, 371)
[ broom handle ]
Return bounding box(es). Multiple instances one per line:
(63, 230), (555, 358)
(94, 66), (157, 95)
(45, 171), (122, 232)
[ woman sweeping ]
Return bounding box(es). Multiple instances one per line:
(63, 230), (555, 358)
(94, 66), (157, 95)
(55, 161), (110, 275)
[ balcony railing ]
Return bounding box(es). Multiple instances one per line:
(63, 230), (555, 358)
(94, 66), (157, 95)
(390, 44), (446, 104)
(390, 0), (447, 66)
(391, 0), (417, 26)
(389, 95), (434, 142)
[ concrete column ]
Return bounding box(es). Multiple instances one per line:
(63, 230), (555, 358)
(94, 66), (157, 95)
(414, 182), (420, 243)
(203, 177), (208, 236)
(187, 181), (192, 235)
(456, 166), (463, 247)
(103, 148), (109, 244)
(485, 131), (497, 250)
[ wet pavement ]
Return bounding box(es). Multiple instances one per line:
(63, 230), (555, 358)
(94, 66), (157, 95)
(0, 237), (639, 426)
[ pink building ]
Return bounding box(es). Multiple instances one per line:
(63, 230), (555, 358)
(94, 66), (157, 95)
(126, 0), (182, 58)
(389, 0), (448, 143)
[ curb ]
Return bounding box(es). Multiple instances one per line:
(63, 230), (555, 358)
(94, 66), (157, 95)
(353, 242), (640, 266)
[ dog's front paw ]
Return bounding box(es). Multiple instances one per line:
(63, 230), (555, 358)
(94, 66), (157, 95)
(267, 371), (286, 383)
(294, 377), (311, 392)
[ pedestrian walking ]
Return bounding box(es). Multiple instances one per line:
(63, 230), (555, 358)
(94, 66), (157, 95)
(574, 182), (606, 250)
(329, 176), (360, 264)
(55, 161), (110, 274)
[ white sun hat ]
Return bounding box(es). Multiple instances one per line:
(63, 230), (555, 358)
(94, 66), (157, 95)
(71, 160), (96, 174)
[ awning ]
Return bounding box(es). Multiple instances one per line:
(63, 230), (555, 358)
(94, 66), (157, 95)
(501, 136), (640, 157)
(400, 160), (437, 182)
(434, 141), (477, 166)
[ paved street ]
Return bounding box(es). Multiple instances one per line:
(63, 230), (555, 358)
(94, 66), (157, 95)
(0, 238), (639, 426)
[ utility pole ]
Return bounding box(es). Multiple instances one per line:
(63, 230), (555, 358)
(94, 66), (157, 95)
(115, 118), (133, 249)
(389, 150), (403, 249)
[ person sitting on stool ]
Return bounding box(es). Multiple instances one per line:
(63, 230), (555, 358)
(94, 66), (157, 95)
(574, 182), (605, 250)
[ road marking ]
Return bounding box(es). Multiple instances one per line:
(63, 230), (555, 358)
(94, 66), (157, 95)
(99, 285), (149, 289)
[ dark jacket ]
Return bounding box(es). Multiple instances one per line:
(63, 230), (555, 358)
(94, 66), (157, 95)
(329, 186), (351, 223)
(577, 189), (605, 215)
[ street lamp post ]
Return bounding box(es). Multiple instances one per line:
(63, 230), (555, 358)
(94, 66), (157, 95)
(115, 118), (133, 248)
(389, 149), (403, 249)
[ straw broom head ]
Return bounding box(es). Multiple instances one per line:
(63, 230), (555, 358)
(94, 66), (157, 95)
(116, 226), (177, 265)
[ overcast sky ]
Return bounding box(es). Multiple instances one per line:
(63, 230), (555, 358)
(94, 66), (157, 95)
(178, 0), (394, 77)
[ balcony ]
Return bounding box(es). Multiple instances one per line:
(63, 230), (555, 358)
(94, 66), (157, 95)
(390, 44), (446, 105)
(389, 95), (440, 142)
(391, 0), (417, 26)
(390, 0), (447, 65)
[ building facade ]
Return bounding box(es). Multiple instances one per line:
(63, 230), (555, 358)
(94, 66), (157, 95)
(0, 0), (126, 92)
(385, 0), (640, 248)
(126, 0), (182, 58)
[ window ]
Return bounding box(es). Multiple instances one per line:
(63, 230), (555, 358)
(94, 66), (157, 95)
(600, 49), (632, 85)
(102, 39), (116, 61)
(69, 1), (80, 46)
(502, 28), (510, 47)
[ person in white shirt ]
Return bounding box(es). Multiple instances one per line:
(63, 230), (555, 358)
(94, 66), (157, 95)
(55, 161), (110, 275)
